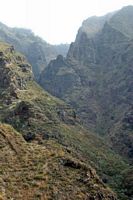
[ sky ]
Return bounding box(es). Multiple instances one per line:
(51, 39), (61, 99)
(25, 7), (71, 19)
(0, 0), (133, 44)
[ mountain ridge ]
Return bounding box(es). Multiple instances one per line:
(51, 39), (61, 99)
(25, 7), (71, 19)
(0, 22), (69, 80)
(0, 6), (133, 199)
(39, 6), (133, 164)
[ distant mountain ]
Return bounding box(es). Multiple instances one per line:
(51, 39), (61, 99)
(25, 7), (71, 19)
(0, 22), (69, 80)
(0, 41), (131, 200)
(39, 6), (133, 163)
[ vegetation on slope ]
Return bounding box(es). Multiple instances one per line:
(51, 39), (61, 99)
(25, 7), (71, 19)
(0, 123), (118, 200)
(0, 42), (132, 199)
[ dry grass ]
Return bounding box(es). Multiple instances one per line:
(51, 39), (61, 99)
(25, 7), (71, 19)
(0, 124), (116, 200)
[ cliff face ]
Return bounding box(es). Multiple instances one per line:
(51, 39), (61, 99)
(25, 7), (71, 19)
(39, 6), (133, 162)
(0, 42), (131, 199)
(0, 23), (69, 80)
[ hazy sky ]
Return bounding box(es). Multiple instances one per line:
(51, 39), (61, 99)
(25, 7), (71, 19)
(0, 0), (133, 44)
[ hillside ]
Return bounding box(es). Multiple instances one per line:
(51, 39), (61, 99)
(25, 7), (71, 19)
(39, 6), (133, 163)
(0, 42), (132, 199)
(0, 22), (69, 80)
(0, 123), (118, 200)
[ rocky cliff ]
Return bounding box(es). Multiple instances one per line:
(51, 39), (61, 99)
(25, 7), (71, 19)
(39, 6), (133, 163)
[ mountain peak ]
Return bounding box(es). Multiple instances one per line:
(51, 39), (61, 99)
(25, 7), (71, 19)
(77, 5), (133, 39)
(120, 5), (133, 11)
(109, 5), (133, 38)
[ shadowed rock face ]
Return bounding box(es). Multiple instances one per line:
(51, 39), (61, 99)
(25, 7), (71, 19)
(39, 6), (133, 162)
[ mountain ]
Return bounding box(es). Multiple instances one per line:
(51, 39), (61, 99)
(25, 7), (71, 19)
(0, 22), (69, 80)
(1, 41), (132, 199)
(39, 6), (133, 163)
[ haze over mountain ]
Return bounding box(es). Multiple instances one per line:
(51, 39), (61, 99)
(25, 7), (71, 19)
(0, 0), (133, 44)
(0, 22), (69, 80)
(39, 6), (133, 163)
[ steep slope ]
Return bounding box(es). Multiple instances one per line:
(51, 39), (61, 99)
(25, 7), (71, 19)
(0, 124), (118, 200)
(39, 6), (133, 162)
(0, 42), (131, 199)
(0, 22), (69, 80)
